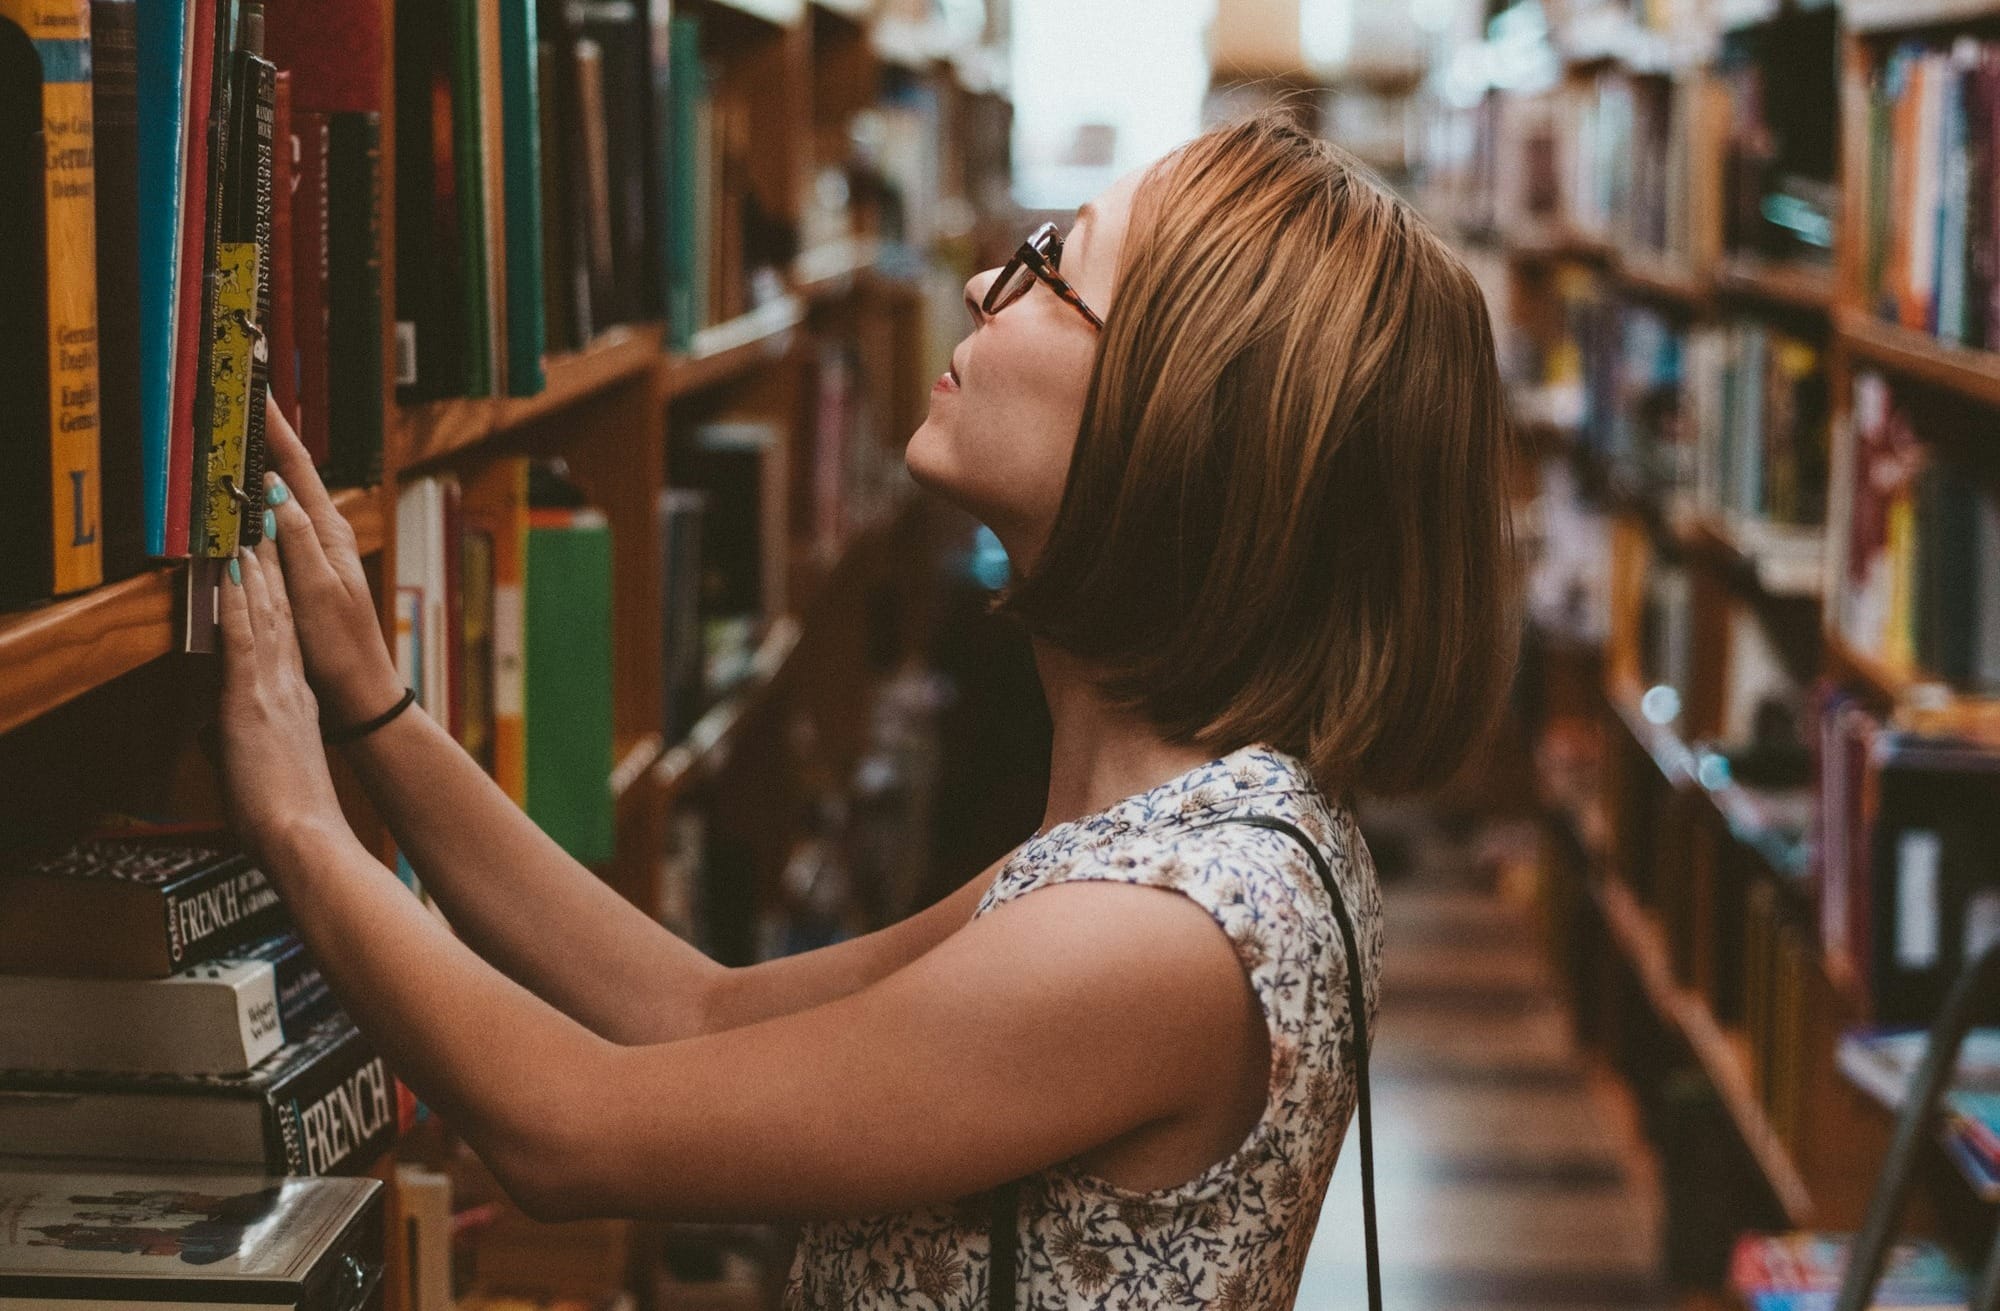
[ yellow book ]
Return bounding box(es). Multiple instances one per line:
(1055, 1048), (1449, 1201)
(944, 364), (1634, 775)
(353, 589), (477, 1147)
(199, 241), (259, 556)
(2, 0), (102, 595)
(1884, 490), (1917, 673)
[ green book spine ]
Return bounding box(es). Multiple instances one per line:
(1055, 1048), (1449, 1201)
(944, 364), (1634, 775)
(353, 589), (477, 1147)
(666, 13), (699, 352)
(498, 0), (544, 394)
(451, 0), (490, 396)
(525, 508), (615, 865)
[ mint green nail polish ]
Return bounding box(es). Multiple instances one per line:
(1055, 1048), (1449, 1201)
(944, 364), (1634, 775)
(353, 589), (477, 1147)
(228, 557), (242, 586)
(263, 509), (277, 539)
(266, 477), (289, 506)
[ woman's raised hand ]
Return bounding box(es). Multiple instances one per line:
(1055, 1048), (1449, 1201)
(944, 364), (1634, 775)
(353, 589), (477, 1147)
(259, 394), (405, 728)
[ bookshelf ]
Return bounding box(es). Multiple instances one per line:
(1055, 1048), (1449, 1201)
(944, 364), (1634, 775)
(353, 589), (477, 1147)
(0, 0), (1016, 1302)
(1422, 0), (2000, 1300)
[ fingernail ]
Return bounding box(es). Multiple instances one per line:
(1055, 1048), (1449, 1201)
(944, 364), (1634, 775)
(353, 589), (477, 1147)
(263, 509), (278, 539)
(265, 475), (289, 506)
(228, 557), (242, 586)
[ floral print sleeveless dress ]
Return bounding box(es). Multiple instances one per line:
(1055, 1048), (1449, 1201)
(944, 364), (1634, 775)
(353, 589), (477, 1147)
(784, 741), (1385, 1310)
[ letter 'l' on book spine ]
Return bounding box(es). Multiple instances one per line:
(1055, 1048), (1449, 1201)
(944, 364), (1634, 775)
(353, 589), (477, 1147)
(0, 0), (102, 597)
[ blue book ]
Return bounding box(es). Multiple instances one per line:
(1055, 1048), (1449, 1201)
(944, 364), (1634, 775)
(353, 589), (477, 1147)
(136, 0), (192, 556)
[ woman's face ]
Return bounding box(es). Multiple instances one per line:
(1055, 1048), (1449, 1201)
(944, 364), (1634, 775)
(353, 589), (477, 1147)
(904, 167), (1144, 568)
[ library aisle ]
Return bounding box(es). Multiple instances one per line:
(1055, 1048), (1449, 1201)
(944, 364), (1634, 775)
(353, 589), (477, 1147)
(1299, 813), (1670, 1311)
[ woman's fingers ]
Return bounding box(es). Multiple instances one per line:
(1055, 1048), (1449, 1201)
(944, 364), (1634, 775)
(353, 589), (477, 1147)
(265, 468), (337, 588)
(255, 536), (297, 649)
(263, 394), (348, 547)
(238, 546), (279, 650)
(219, 555), (253, 661)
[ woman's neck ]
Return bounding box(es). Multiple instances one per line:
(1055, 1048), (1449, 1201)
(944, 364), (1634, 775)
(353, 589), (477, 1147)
(1031, 637), (1224, 836)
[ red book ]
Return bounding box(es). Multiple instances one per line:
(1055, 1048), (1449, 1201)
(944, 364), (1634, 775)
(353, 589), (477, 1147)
(269, 69), (298, 435)
(293, 111), (331, 468)
(165, 0), (218, 556)
(442, 478), (464, 742)
(264, 0), (383, 113)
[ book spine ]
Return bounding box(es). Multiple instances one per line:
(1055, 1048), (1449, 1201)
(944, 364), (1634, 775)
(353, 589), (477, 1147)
(184, 0), (236, 553)
(261, 933), (338, 1037)
(91, 0), (142, 581)
(325, 110), (382, 486)
(269, 67), (295, 432)
(1, 0), (103, 596)
(197, 236), (257, 555)
(451, 0), (490, 397)
(233, 17), (275, 546)
(293, 108), (331, 466)
(159, 856), (286, 969)
(269, 1023), (397, 1174)
(136, 0), (191, 557)
(498, 0), (544, 393)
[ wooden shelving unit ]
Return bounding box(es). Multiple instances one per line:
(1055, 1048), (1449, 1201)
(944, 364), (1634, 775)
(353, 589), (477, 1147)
(1842, 0), (2000, 34)
(1716, 256), (1836, 316)
(0, 486), (383, 737)
(1593, 875), (1817, 1226)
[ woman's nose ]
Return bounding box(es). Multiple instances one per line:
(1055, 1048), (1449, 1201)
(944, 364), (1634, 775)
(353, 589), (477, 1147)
(964, 269), (998, 327)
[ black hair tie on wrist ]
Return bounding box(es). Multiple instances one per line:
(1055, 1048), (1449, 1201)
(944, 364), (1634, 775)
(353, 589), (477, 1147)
(323, 687), (417, 745)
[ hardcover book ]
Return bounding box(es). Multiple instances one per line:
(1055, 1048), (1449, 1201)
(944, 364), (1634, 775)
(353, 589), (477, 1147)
(0, 0), (104, 602)
(0, 1014), (397, 1176)
(0, 840), (286, 978)
(0, 1169), (383, 1307)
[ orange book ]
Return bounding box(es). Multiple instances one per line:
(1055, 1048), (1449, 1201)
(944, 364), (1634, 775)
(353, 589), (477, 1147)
(460, 458), (529, 805)
(0, 0), (103, 598)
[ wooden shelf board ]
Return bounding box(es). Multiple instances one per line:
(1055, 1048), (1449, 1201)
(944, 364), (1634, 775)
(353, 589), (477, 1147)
(1716, 256), (1835, 316)
(1617, 253), (1712, 311)
(794, 237), (879, 302)
(1837, 309), (2000, 411)
(1593, 876), (1817, 1225)
(0, 486), (383, 737)
(395, 323), (666, 470)
(1503, 226), (1617, 267)
(667, 297), (806, 399)
(611, 732), (666, 802)
(650, 613), (805, 806)
(1607, 673), (1700, 784)
(1843, 0), (2000, 33)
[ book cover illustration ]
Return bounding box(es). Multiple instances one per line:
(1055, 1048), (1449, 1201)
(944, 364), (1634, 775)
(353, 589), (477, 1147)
(0, 1169), (376, 1279)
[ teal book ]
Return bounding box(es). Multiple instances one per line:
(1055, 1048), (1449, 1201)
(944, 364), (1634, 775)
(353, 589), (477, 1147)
(497, 0), (544, 394)
(525, 506), (615, 865)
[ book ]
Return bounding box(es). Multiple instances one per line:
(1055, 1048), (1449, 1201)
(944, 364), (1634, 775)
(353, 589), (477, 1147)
(395, 1165), (453, 1311)
(1730, 1231), (1967, 1311)
(0, 1170), (384, 1304)
(135, 0), (194, 556)
(461, 458), (530, 802)
(497, 0), (545, 392)
(291, 108), (331, 466)
(0, 0), (104, 602)
(0, 932), (337, 1076)
(163, 0), (217, 557)
(91, 0), (144, 583)
(526, 500), (615, 864)
(657, 486), (705, 745)
(325, 110), (382, 487)
(181, 0), (238, 558)
(0, 1013), (397, 1175)
(394, 0), (476, 400)
(226, 3), (276, 550)
(268, 66), (295, 432)
(0, 840), (286, 978)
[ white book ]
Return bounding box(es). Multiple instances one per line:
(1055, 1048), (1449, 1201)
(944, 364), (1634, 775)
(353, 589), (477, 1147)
(0, 958), (284, 1076)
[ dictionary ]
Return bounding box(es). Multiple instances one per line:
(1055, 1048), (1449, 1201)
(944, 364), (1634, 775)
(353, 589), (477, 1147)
(0, 840), (288, 978)
(0, 1014), (397, 1177)
(0, 1168), (384, 1307)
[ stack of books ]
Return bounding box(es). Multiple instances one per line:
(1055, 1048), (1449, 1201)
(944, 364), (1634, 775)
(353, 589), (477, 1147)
(0, 836), (400, 1176)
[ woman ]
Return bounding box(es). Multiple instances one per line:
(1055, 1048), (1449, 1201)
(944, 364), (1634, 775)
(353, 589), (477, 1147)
(216, 111), (1518, 1308)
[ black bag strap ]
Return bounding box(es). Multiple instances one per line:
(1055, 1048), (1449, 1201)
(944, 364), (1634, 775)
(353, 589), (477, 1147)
(986, 812), (1381, 1310)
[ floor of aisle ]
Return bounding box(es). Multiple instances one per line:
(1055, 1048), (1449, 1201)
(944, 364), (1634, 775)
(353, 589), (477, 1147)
(1294, 814), (1672, 1311)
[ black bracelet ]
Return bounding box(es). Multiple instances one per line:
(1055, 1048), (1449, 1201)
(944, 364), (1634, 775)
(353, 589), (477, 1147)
(323, 687), (418, 745)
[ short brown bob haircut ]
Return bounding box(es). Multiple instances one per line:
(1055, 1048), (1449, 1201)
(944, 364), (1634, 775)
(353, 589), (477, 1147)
(994, 110), (1522, 801)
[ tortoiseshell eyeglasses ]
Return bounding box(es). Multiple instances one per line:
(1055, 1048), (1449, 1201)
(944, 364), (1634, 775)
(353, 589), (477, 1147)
(982, 221), (1103, 330)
